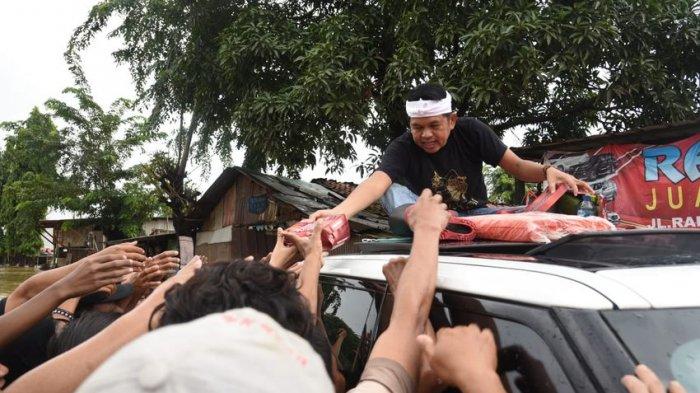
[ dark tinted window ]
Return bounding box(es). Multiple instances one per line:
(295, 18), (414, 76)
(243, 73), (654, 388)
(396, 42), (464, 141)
(603, 308), (700, 392)
(320, 278), (383, 388)
(433, 292), (576, 393)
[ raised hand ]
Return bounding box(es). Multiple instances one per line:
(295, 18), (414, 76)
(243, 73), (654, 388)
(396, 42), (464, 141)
(150, 250), (180, 274)
(281, 220), (325, 259)
(269, 228), (298, 269)
(57, 253), (144, 298)
(622, 365), (686, 393)
(406, 189), (450, 233)
(95, 242), (147, 267)
(417, 325), (505, 393)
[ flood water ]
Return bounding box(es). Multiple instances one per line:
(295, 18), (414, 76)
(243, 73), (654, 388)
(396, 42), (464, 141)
(0, 266), (39, 298)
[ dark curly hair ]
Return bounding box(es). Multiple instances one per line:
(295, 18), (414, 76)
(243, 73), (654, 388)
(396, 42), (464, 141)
(156, 259), (332, 375)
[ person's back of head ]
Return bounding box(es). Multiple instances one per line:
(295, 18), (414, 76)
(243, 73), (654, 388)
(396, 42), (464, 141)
(47, 311), (122, 358)
(158, 259), (313, 337)
(75, 308), (334, 393)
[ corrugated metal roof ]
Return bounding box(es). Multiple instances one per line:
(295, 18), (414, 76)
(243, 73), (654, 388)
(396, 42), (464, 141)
(190, 167), (389, 232)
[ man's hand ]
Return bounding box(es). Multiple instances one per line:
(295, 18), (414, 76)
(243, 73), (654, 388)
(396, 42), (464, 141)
(621, 365), (686, 393)
(150, 250), (180, 274)
(406, 190), (450, 233)
(95, 242), (147, 266)
(545, 166), (594, 195)
(281, 221), (325, 259)
(382, 257), (408, 294)
(56, 253), (144, 298)
(269, 228), (298, 269)
(309, 209), (340, 222)
(131, 262), (163, 290)
(417, 325), (506, 393)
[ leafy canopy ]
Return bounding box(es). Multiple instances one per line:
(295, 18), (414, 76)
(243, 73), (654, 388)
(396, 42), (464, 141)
(68, 0), (700, 176)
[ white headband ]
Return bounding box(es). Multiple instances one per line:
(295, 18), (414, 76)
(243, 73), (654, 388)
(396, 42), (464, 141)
(405, 92), (453, 118)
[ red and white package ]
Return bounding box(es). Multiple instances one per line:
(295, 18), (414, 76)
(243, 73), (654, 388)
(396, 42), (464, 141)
(463, 212), (615, 243)
(285, 215), (351, 251)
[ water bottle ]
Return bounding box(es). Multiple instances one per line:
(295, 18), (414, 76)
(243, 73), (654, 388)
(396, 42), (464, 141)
(577, 195), (595, 217)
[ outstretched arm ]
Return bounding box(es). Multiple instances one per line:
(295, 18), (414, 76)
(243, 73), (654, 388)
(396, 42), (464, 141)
(310, 171), (392, 220)
(0, 252), (141, 348)
(364, 189), (449, 380)
(5, 242), (146, 312)
(498, 149), (594, 195)
(5, 256), (203, 393)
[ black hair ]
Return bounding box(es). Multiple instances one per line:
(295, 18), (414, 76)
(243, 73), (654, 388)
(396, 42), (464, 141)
(406, 83), (448, 102)
(46, 311), (121, 358)
(157, 259), (332, 376)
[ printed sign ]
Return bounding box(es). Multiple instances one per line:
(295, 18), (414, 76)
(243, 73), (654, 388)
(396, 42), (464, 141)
(545, 133), (700, 228)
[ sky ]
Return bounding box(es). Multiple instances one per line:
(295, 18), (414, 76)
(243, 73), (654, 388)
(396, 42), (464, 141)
(0, 0), (522, 220)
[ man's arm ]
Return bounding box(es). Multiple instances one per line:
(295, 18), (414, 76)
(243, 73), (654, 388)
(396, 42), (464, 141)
(363, 190), (449, 380)
(5, 242), (146, 312)
(5, 256), (203, 393)
(310, 171), (392, 220)
(498, 149), (594, 195)
(0, 253), (139, 348)
(281, 222), (325, 318)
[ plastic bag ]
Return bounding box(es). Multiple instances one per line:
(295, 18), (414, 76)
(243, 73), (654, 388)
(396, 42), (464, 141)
(285, 215), (351, 251)
(463, 212), (615, 243)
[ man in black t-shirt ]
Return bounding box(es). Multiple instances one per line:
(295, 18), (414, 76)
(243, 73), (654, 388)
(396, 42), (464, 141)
(310, 83), (592, 220)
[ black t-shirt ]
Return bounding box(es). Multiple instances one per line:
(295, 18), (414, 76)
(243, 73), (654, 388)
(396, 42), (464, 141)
(377, 117), (507, 211)
(0, 297), (55, 386)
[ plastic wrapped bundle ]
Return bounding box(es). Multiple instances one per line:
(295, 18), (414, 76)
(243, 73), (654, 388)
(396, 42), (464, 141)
(463, 212), (616, 243)
(285, 215), (351, 251)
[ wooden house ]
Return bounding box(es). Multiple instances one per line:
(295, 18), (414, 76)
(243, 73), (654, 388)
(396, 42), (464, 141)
(188, 167), (389, 262)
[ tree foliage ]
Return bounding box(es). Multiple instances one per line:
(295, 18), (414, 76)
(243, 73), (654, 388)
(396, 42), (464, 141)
(68, 0), (700, 177)
(45, 87), (165, 240)
(0, 89), (167, 256)
(0, 109), (64, 256)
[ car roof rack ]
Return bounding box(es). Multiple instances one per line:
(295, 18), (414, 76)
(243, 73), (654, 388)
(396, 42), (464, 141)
(357, 239), (539, 255)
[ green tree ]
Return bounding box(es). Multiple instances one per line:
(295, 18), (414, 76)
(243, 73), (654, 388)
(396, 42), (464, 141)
(0, 108), (64, 256)
(45, 87), (165, 239)
(68, 0), (700, 177)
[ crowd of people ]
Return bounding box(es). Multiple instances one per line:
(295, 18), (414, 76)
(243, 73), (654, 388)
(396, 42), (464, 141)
(0, 190), (686, 392)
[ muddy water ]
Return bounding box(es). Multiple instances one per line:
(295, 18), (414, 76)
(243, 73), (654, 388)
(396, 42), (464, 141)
(0, 266), (39, 298)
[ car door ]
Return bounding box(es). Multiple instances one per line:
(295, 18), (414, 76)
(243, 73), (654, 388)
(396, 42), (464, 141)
(319, 275), (386, 389)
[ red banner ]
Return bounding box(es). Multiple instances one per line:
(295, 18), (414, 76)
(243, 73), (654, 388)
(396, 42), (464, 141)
(544, 133), (700, 228)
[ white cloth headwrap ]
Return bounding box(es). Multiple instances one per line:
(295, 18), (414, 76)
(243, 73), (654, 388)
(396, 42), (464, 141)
(405, 92), (453, 118)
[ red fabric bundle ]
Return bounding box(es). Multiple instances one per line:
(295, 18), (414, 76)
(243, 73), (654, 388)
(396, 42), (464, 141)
(463, 212), (615, 243)
(285, 215), (351, 251)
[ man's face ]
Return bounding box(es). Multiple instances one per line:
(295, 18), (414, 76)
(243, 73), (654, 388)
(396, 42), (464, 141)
(409, 113), (457, 154)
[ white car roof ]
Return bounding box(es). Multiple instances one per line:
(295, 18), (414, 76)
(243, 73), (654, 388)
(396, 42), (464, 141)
(320, 254), (700, 310)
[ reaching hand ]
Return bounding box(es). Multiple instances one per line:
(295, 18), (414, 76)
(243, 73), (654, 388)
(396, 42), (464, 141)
(281, 221), (325, 259)
(406, 190), (450, 233)
(309, 209), (338, 222)
(57, 253), (144, 298)
(621, 365), (686, 393)
(95, 242), (147, 266)
(132, 262), (163, 290)
(269, 228), (298, 269)
(382, 257), (408, 294)
(150, 250), (180, 275)
(417, 325), (505, 393)
(545, 166), (594, 195)
(150, 255), (204, 300)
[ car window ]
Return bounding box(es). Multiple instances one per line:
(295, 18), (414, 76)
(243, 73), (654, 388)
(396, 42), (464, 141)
(603, 308), (700, 392)
(434, 292), (576, 393)
(320, 277), (383, 389)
